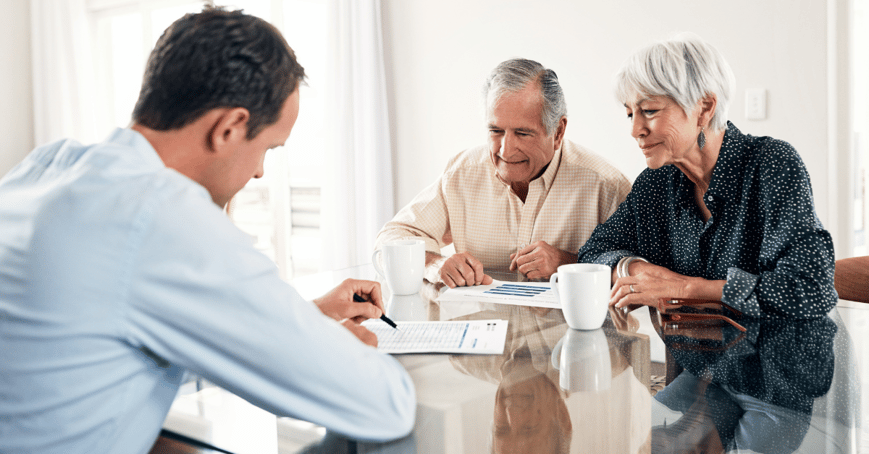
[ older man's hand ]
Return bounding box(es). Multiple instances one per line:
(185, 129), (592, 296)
(509, 241), (576, 280)
(432, 252), (494, 288)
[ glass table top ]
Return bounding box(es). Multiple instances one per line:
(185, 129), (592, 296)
(164, 265), (868, 454)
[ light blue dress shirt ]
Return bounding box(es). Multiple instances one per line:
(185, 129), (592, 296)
(0, 128), (415, 453)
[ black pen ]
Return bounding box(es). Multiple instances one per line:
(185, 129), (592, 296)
(353, 293), (399, 330)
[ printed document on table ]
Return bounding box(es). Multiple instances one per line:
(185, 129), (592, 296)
(362, 319), (508, 354)
(435, 279), (560, 308)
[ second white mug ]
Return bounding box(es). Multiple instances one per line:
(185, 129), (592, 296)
(372, 239), (425, 295)
(550, 263), (611, 330)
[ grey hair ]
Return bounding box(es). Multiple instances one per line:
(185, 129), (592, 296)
(614, 33), (735, 131)
(483, 58), (567, 136)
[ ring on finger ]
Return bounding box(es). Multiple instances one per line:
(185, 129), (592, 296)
(629, 284), (637, 293)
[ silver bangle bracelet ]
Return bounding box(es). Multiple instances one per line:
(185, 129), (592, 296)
(616, 257), (629, 279)
(617, 256), (649, 279)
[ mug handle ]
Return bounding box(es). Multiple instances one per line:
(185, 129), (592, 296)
(371, 249), (385, 278)
(549, 273), (560, 304)
(551, 335), (565, 370)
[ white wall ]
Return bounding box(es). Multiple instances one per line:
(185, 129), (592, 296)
(381, 0), (837, 239)
(0, 0), (33, 177)
(1, 0), (849, 250)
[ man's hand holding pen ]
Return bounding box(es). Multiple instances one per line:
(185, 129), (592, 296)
(314, 279), (385, 346)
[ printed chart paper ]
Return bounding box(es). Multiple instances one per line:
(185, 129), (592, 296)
(436, 279), (560, 308)
(362, 319), (508, 354)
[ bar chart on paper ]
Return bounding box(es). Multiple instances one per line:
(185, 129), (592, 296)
(362, 319), (508, 354)
(435, 279), (559, 308)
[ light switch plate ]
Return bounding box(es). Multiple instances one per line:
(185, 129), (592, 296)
(745, 88), (767, 120)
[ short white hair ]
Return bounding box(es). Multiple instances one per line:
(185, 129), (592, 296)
(615, 33), (735, 131)
(483, 58), (567, 136)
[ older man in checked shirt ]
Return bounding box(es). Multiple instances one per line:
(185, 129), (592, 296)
(376, 58), (631, 288)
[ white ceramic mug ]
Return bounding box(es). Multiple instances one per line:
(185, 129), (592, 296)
(372, 239), (425, 295)
(550, 263), (611, 330)
(551, 328), (612, 392)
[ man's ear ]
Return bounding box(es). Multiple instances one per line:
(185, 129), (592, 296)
(207, 107), (250, 153)
(552, 116), (567, 151)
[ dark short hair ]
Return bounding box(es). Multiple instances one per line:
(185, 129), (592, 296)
(132, 6), (306, 139)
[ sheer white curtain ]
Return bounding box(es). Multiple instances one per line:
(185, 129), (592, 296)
(30, 0), (98, 146)
(320, 0), (394, 271)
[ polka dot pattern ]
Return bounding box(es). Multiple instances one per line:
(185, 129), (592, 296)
(669, 317), (837, 412)
(657, 316), (840, 451)
(577, 122), (838, 318)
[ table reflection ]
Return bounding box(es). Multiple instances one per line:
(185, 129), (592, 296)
(552, 328), (612, 393)
(385, 293), (429, 322)
(165, 264), (867, 454)
(368, 279), (652, 454)
(650, 309), (858, 454)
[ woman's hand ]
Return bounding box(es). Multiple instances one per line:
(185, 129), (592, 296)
(610, 262), (725, 309)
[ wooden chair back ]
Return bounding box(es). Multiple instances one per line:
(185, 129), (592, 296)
(834, 256), (869, 303)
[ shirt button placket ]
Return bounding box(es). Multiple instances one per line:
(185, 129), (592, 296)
(518, 180), (543, 252)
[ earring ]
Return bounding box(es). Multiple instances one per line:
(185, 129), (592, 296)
(697, 129), (706, 149)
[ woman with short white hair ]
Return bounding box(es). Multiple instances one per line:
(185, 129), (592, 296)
(577, 33), (837, 318)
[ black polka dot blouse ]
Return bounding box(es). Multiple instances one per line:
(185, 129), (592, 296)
(577, 122), (838, 319)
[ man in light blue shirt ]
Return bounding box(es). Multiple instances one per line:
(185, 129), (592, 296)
(0, 7), (415, 453)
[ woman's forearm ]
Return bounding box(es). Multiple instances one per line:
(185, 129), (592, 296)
(685, 277), (726, 301)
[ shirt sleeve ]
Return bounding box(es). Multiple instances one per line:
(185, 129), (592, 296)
(720, 147), (838, 319)
(374, 175), (451, 255)
(124, 181), (416, 442)
(577, 188), (639, 268)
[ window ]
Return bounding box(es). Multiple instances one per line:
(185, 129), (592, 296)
(87, 0), (326, 280)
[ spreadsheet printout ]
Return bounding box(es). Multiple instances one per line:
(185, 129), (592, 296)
(361, 319), (508, 354)
(435, 279), (559, 308)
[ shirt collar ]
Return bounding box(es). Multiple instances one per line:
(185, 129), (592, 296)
(107, 127), (166, 169)
(539, 142), (562, 190)
(706, 121), (747, 203)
